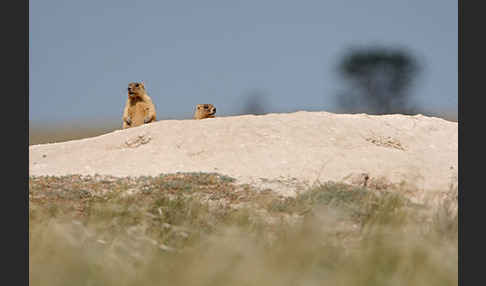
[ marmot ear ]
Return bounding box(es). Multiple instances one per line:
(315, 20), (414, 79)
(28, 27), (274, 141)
(140, 81), (145, 88)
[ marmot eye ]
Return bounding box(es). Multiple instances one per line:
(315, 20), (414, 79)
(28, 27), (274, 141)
(135, 83), (140, 87)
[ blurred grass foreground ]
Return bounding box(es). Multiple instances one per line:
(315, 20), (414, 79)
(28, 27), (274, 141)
(29, 172), (458, 286)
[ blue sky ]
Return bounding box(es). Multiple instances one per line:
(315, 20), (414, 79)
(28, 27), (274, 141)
(30, 0), (457, 123)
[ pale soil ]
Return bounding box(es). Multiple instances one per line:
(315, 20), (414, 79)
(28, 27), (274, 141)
(29, 111), (458, 202)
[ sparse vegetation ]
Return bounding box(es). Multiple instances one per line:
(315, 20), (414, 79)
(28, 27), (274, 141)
(30, 173), (457, 286)
(29, 123), (120, 145)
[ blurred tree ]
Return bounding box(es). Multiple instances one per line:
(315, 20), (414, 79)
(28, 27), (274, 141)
(336, 46), (421, 114)
(241, 89), (269, 115)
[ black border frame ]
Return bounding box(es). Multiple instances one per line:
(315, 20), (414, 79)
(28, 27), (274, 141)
(4, 0), (28, 284)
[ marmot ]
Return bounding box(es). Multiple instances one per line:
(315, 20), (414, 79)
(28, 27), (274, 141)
(122, 81), (157, 129)
(194, 104), (216, 119)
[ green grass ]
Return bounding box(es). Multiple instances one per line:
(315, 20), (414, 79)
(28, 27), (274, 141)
(29, 173), (458, 286)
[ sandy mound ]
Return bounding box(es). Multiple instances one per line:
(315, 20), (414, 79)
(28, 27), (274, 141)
(30, 111), (457, 200)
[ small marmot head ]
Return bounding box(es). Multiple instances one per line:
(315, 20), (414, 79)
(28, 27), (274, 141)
(127, 81), (146, 98)
(194, 104), (216, 119)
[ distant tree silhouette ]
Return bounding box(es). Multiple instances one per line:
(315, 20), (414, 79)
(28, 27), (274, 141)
(336, 46), (421, 114)
(241, 89), (268, 115)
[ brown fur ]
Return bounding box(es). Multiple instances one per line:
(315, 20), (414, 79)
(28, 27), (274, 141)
(194, 104), (216, 120)
(122, 82), (157, 129)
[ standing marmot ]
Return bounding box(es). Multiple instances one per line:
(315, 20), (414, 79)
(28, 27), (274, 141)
(194, 104), (216, 119)
(122, 81), (157, 129)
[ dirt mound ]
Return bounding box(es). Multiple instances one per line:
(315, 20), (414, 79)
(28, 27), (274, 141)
(30, 111), (458, 201)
